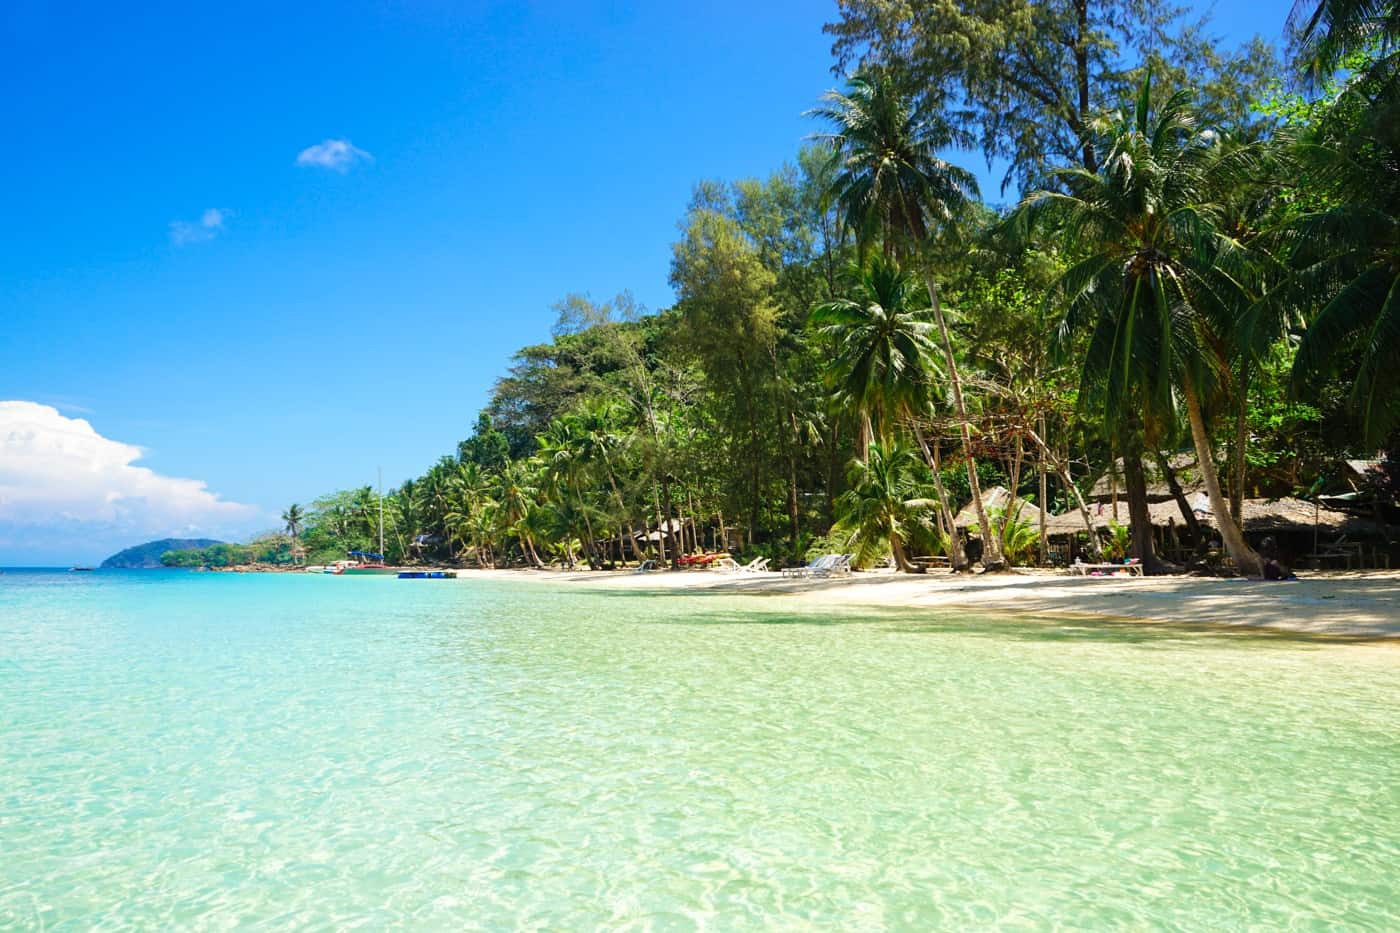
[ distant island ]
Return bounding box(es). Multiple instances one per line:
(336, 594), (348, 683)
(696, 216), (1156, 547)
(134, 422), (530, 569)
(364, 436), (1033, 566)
(101, 538), (225, 569)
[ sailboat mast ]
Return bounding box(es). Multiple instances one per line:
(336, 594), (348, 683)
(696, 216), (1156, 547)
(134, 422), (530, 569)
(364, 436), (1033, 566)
(378, 467), (385, 560)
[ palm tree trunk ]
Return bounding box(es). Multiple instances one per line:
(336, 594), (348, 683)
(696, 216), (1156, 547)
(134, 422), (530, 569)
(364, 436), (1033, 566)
(1004, 434), (1025, 539)
(580, 510), (599, 570)
(1229, 359), (1250, 524)
(1037, 414), (1048, 565)
(825, 422), (841, 525)
(651, 484), (668, 566)
(1109, 454), (1120, 522)
(912, 427), (949, 544)
(923, 274), (1004, 569)
(688, 490), (702, 553)
(603, 468), (640, 565)
(661, 476), (681, 567)
(857, 412), (872, 462)
(1122, 447), (1170, 573)
(523, 534), (543, 568)
(911, 420), (969, 571)
(1025, 426), (1103, 559)
(771, 408), (800, 549)
(890, 527), (916, 573)
(1182, 377), (1263, 576)
(1154, 449), (1203, 550)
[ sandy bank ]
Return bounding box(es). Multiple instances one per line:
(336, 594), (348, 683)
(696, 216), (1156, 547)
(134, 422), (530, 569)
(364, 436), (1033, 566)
(457, 566), (1400, 639)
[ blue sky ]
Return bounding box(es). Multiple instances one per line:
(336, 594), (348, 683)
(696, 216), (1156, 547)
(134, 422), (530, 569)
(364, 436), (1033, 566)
(0, 0), (1291, 563)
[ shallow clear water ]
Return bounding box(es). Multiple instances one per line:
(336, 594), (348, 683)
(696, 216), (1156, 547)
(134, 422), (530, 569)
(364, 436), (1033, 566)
(2, 569), (1398, 929)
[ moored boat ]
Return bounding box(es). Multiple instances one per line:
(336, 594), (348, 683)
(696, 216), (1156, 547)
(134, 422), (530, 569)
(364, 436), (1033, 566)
(339, 551), (396, 574)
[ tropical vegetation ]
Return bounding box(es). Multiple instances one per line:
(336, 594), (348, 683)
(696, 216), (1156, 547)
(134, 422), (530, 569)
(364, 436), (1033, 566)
(163, 0), (1398, 576)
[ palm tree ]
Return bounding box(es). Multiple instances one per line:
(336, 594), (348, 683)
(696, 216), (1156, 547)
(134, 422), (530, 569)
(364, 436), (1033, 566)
(281, 503), (305, 564)
(1271, 76), (1400, 446)
(1015, 74), (1264, 575)
(1290, 0), (1399, 79)
(811, 67), (1005, 569)
(495, 459), (545, 567)
(445, 461), (495, 565)
(350, 486), (378, 547)
(810, 257), (968, 569)
(969, 505), (1041, 568)
(540, 496), (602, 569)
(575, 402), (649, 564)
(537, 414), (607, 567)
(831, 440), (938, 572)
(416, 457), (458, 554)
(809, 257), (940, 457)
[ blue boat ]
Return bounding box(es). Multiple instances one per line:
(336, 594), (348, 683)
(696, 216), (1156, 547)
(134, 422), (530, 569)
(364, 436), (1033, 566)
(397, 570), (454, 579)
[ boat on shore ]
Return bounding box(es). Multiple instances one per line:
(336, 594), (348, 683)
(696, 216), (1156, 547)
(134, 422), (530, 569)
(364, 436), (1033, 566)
(69, 566), (95, 572)
(339, 551), (397, 575)
(310, 476), (399, 576)
(311, 554), (398, 575)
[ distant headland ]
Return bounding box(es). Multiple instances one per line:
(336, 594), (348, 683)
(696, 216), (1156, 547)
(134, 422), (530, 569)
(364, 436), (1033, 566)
(100, 538), (225, 569)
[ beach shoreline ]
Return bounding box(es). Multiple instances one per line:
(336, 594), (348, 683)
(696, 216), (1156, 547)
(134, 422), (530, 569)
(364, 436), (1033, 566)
(452, 566), (1400, 639)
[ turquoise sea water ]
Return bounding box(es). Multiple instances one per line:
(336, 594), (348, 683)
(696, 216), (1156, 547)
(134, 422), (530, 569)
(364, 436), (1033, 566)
(2, 569), (1399, 929)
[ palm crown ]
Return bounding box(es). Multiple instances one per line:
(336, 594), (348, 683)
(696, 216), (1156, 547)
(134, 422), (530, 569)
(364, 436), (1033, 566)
(809, 68), (976, 252)
(1020, 78), (1256, 423)
(809, 258), (940, 445)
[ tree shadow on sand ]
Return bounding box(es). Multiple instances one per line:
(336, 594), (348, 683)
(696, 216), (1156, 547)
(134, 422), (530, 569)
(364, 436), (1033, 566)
(582, 583), (1397, 647)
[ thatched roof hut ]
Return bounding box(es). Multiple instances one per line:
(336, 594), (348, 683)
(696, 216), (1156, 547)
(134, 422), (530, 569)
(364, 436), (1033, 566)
(1043, 508), (1111, 537)
(1040, 496), (1383, 539)
(1087, 452), (1203, 501)
(953, 486), (1047, 529)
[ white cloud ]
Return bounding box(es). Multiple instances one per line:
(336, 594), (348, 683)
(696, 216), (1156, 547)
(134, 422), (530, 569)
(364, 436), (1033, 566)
(296, 138), (373, 172)
(169, 207), (229, 246)
(0, 401), (257, 547)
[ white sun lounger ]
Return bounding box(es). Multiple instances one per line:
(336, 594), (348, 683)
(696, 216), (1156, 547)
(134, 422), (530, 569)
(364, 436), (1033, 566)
(782, 554), (851, 578)
(1068, 560), (1143, 577)
(782, 555), (831, 578)
(813, 554), (852, 577)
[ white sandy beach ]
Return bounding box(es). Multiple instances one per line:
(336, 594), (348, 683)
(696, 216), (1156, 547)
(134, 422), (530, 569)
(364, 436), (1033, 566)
(461, 566), (1400, 639)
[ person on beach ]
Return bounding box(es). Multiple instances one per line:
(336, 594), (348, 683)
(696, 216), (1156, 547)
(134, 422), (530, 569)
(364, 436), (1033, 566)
(1259, 536), (1297, 581)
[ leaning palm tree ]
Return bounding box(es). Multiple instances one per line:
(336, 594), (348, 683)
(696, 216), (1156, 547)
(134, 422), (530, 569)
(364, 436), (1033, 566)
(1014, 74), (1264, 576)
(831, 440), (938, 572)
(810, 67), (1005, 569)
(281, 503), (305, 564)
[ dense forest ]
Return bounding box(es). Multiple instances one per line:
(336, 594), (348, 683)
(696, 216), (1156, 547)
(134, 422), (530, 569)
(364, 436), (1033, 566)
(169, 0), (1399, 576)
